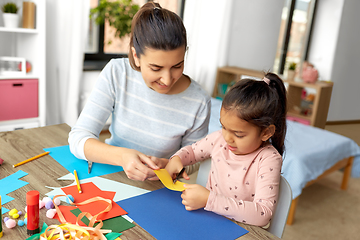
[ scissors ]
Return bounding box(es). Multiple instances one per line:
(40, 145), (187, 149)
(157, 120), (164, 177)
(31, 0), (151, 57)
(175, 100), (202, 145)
(88, 161), (93, 174)
(173, 167), (185, 183)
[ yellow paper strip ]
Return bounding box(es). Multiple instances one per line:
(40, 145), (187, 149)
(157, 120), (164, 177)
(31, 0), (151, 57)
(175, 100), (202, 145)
(154, 169), (186, 191)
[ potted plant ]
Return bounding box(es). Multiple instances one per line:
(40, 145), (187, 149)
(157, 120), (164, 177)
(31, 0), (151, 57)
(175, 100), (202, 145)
(287, 62), (297, 81)
(89, 0), (139, 44)
(1, 2), (19, 28)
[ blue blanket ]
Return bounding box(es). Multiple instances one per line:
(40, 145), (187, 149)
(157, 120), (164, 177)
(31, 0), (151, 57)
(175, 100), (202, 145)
(209, 98), (360, 199)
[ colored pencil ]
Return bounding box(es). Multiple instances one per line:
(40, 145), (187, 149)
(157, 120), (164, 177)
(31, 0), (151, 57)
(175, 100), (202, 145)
(12, 151), (50, 168)
(74, 170), (82, 193)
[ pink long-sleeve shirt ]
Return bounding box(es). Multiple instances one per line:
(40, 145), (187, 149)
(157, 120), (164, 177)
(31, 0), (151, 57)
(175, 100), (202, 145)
(173, 130), (283, 226)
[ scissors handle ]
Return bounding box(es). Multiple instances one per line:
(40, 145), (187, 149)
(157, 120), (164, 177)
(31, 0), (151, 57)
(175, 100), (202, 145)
(173, 167), (185, 183)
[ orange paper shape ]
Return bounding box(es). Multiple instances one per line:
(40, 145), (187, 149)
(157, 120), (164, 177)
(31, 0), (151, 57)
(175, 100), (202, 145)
(56, 182), (127, 224)
(154, 169), (186, 191)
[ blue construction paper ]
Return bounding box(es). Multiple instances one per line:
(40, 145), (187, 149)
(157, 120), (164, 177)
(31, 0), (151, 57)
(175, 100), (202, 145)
(117, 188), (248, 240)
(0, 170), (29, 214)
(43, 145), (123, 180)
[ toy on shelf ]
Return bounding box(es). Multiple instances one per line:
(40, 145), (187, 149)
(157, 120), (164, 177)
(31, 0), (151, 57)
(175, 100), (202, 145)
(301, 61), (318, 83)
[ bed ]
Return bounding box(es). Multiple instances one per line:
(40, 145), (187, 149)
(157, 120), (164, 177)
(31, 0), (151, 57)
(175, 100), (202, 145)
(209, 98), (360, 225)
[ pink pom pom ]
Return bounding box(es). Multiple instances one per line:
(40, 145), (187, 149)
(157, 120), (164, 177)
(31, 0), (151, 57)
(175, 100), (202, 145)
(39, 200), (46, 209)
(54, 198), (61, 206)
(46, 209), (57, 219)
(42, 197), (52, 203)
(5, 219), (17, 228)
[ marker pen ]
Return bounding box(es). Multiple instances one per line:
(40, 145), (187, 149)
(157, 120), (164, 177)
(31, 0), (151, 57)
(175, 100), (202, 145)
(26, 190), (40, 235)
(0, 195), (3, 238)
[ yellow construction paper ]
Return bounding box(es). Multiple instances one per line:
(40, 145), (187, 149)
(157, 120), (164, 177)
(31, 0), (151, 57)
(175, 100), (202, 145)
(154, 169), (186, 191)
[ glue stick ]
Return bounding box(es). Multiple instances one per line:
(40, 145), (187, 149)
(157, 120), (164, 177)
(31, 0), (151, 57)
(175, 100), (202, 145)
(0, 195), (3, 238)
(26, 191), (40, 235)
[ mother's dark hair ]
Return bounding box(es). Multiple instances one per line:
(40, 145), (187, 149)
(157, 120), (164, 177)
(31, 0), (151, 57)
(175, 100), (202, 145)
(128, 2), (187, 71)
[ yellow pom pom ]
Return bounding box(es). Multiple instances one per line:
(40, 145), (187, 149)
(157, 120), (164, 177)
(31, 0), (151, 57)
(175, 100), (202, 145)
(9, 208), (18, 216)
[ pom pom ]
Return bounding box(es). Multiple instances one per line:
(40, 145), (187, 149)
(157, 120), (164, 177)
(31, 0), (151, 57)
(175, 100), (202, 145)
(12, 213), (19, 219)
(18, 211), (23, 215)
(18, 220), (25, 226)
(66, 195), (74, 204)
(5, 219), (16, 228)
(39, 200), (46, 209)
(24, 218), (27, 225)
(46, 209), (57, 219)
(24, 213), (27, 218)
(48, 195), (54, 199)
(9, 208), (18, 216)
(42, 197), (52, 203)
(54, 198), (61, 206)
(4, 217), (9, 222)
(25, 206), (27, 212)
(45, 200), (54, 209)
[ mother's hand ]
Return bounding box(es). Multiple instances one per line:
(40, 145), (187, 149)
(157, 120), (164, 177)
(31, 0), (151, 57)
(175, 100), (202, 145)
(121, 149), (161, 181)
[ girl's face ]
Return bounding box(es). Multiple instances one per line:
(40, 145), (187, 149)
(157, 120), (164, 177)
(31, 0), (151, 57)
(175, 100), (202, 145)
(220, 108), (274, 155)
(131, 46), (187, 94)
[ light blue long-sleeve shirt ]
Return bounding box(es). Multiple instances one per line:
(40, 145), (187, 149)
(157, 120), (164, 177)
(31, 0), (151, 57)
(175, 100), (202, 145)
(68, 58), (211, 160)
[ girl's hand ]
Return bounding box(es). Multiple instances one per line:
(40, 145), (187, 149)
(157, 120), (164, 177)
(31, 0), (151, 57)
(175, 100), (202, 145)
(181, 184), (210, 211)
(165, 156), (190, 181)
(121, 149), (160, 181)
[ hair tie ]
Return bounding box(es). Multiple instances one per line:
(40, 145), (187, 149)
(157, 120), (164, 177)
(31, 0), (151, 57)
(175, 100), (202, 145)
(263, 77), (270, 85)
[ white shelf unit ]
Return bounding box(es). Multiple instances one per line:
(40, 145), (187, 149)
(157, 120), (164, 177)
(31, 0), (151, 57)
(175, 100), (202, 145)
(0, 0), (46, 132)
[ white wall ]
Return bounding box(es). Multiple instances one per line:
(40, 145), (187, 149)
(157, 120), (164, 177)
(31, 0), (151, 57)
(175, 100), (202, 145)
(227, 0), (284, 71)
(327, 0), (360, 121)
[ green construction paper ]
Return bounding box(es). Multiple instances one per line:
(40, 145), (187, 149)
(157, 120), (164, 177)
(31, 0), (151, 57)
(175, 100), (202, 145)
(25, 222), (48, 240)
(105, 232), (122, 240)
(70, 208), (135, 233)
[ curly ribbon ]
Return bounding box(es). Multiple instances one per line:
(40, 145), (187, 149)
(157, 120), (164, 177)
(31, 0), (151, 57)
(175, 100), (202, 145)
(40, 194), (113, 240)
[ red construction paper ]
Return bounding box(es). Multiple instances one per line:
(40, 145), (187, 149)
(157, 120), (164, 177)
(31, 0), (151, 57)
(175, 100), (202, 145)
(55, 182), (127, 224)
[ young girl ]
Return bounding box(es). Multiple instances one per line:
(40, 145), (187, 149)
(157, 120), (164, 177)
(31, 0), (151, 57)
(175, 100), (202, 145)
(166, 73), (287, 227)
(68, 2), (210, 181)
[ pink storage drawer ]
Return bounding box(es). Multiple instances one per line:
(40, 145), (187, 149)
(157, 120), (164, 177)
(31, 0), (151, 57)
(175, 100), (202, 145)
(0, 79), (38, 121)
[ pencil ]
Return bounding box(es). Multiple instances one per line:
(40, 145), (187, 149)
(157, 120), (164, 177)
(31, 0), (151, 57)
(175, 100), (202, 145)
(74, 170), (82, 193)
(12, 151), (50, 168)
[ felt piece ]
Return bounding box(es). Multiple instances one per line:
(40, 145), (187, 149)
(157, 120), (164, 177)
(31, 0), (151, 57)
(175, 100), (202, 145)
(54, 182), (127, 224)
(117, 188), (248, 240)
(0, 170), (28, 214)
(46, 175), (150, 203)
(105, 232), (122, 240)
(25, 222), (48, 240)
(43, 145), (123, 180)
(71, 208), (135, 233)
(153, 169), (186, 191)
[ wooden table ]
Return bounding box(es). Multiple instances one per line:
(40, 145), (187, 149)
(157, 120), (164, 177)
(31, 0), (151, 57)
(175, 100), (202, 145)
(0, 124), (279, 239)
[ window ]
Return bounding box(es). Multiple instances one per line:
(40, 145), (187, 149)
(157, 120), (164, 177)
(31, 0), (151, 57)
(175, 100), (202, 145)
(273, 0), (317, 75)
(84, 0), (185, 70)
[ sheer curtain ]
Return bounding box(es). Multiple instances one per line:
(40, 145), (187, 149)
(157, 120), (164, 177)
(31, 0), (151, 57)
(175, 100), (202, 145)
(46, 0), (90, 126)
(183, 0), (233, 96)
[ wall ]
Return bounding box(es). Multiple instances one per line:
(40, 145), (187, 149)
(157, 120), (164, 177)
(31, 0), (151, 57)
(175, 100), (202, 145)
(227, 0), (284, 71)
(327, 0), (360, 121)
